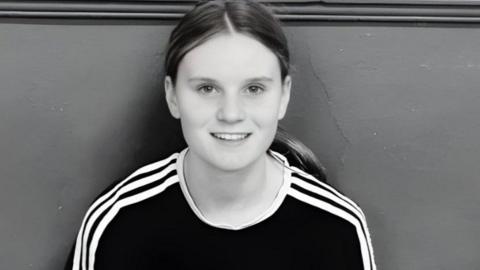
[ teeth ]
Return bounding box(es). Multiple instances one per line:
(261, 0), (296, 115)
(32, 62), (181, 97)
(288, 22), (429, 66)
(212, 133), (249, 141)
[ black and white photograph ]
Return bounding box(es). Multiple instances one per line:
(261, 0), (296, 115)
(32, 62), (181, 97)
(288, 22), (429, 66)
(0, 1), (479, 269)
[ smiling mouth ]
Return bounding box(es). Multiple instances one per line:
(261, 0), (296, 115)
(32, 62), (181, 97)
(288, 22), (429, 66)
(210, 133), (251, 141)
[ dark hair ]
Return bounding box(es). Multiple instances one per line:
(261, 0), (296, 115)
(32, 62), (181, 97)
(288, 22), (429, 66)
(164, 0), (326, 182)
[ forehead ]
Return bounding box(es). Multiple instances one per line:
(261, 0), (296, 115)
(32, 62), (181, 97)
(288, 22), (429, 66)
(177, 33), (281, 82)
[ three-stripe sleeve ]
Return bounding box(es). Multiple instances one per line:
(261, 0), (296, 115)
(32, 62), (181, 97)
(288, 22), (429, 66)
(288, 167), (376, 270)
(72, 153), (179, 270)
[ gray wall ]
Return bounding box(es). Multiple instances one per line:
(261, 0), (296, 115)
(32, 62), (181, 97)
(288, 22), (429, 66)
(1, 17), (480, 270)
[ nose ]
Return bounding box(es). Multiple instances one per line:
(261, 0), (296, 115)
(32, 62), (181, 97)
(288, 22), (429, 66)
(216, 93), (245, 123)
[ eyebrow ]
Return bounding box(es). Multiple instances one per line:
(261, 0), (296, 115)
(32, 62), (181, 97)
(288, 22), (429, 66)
(188, 76), (273, 84)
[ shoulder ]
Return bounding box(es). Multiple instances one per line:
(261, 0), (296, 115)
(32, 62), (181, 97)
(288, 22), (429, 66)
(288, 166), (367, 224)
(270, 150), (368, 225)
(279, 158), (376, 270)
(95, 152), (180, 201)
(86, 150), (181, 228)
(69, 152), (181, 270)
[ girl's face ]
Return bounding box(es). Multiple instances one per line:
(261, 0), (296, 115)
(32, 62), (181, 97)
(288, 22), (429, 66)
(165, 33), (291, 172)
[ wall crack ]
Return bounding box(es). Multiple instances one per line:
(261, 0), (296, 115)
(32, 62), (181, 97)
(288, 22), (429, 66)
(307, 45), (352, 148)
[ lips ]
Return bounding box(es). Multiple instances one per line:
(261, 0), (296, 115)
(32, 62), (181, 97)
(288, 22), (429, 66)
(210, 132), (251, 141)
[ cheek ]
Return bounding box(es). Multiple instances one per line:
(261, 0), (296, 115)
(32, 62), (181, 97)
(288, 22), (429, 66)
(250, 95), (283, 123)
(177, 94), (214, 129)
(249, 104), (281, 134)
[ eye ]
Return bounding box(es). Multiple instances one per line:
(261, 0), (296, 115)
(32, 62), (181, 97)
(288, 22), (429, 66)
(244, 84), (265, 95)
(197, 84), (219, 95)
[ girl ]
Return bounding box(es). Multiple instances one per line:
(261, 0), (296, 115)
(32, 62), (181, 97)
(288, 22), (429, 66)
(66, 1), (375, 269)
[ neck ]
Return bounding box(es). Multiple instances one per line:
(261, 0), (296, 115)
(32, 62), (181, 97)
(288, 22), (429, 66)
(184, 150), (269, 211)
(183, 149), (285, 227)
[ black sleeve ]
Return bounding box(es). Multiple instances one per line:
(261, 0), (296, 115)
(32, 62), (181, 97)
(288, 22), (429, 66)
(342, 224), (366, 270)
(63, 177), (125, 270)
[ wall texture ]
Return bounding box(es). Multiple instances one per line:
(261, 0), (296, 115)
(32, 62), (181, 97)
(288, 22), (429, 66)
(1, 3), (480, 270)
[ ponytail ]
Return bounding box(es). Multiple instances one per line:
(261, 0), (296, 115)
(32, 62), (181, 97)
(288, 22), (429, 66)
(270, 126), (327, 183)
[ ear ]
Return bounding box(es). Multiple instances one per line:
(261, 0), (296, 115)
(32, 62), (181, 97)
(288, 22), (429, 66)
(164, 76), (180, 119)
(278, 75), (291, 120)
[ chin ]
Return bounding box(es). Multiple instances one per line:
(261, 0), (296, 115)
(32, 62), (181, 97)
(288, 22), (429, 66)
(206, 150), (261, 172)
